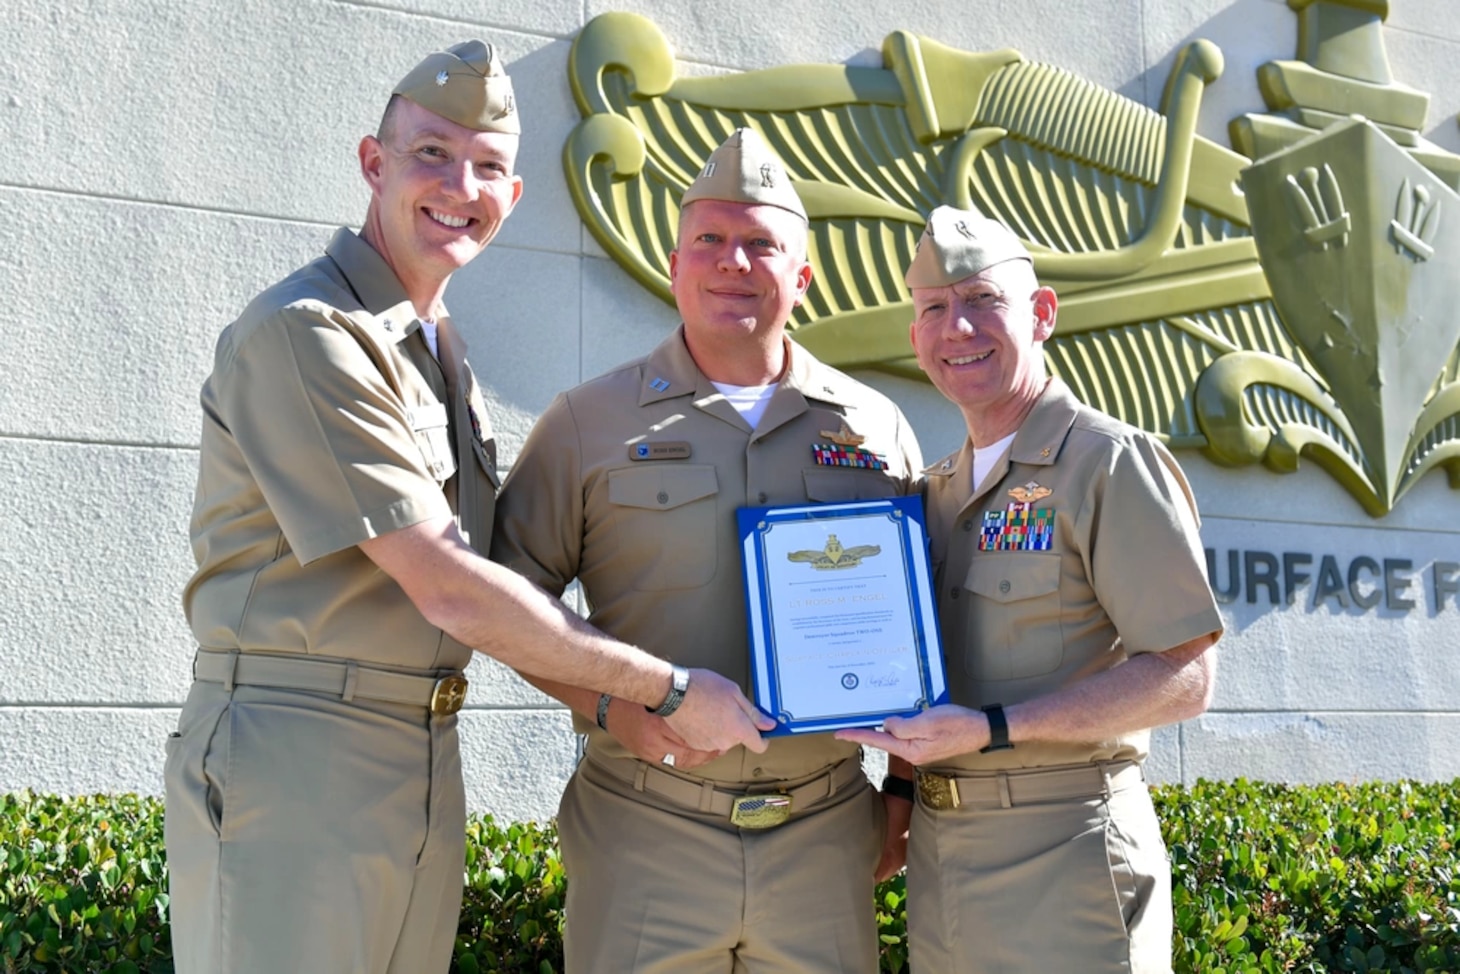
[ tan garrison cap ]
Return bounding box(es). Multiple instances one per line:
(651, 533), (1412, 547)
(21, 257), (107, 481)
(392, 40), (520, 135)
(905, 205), (1031, 288)
(680, 128), (807, 221)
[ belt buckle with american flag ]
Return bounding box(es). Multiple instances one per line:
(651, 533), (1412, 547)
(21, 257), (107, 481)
(730, 793), (792, 828)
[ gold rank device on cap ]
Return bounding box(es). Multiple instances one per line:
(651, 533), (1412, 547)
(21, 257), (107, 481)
(681, 127), (808, 222)
(904, 205), (1033, 289)
(392, 40), (520, 135)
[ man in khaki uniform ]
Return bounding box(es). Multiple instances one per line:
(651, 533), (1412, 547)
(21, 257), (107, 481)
(165, 43), (770, 974)
(491, 128), (923, 973)
(840, 206), (1222, 972)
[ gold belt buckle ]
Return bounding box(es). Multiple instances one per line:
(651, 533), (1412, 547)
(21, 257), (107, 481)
(729, 793), (792, 829)
(917, 772), (960, 811)
(429, 675), (469, 715)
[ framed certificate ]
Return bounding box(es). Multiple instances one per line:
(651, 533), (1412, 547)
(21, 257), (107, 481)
(736, 495), (948, 736)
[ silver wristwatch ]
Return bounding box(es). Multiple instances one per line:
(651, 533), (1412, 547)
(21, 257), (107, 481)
(649, 664), (690, 717)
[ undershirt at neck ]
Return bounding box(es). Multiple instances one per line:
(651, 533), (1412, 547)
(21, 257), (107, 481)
(419, 318), (440, 360)
(710, 380), (778, 429)
(972, 432), (1017, 494)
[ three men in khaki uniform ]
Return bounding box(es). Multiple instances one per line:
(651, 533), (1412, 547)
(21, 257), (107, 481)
(165, 43), (770, 974)
(841, 206), (1222, 972)
(491, 129), (923, 973)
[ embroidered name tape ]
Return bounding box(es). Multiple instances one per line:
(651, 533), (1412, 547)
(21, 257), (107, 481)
(979, 502), (1054, 551)
(629, 441), (692, 461)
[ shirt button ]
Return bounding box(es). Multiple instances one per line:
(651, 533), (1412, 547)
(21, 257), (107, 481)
(963, 519), (974, 531)
(752, 767), (765, 777)
(657, 491), (669, 505)
(757, 492), (768, 504)
(950, 588), (960, 600)
(999, 580), (1011, 594)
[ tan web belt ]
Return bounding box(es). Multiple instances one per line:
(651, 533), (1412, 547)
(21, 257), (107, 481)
(917, 761), (1143, 811)
(589, 752), (866, 829)
(192, 649), (469, 716)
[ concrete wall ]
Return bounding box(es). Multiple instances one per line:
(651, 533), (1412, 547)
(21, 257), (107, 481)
(1, 0), (1457, 821)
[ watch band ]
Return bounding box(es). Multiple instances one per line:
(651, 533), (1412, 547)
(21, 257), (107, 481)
(881, 773), (916, 803)
(595, 692), (612, 731)
(648, 664), (690, 718)
(979, 703), (1014, 753)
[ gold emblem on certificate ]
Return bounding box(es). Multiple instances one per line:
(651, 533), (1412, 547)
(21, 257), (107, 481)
(737, 497), (949, 735)
(785, 534), (882, 571)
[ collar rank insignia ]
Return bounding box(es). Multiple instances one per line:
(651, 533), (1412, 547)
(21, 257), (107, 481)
(813, 422), (887, 470)
(980, 502), (1054, 552)
(1008, 481), (1052, 503)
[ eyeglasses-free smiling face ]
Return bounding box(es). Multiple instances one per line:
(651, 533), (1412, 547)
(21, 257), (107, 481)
(909, 259), (1057, 433)
(669, 199), (813, 353)
(358, 96), (524, 301)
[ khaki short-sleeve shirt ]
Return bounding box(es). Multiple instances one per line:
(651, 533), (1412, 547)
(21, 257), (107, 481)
(924, 378), (1222, 772)
(184, 229), (500, 672)
(491, 328), (923, 783)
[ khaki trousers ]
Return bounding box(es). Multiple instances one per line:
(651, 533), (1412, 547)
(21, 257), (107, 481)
(558, 755), (885, 974)
(907, 776), (1172, 973)
(163, 680), (466, 974)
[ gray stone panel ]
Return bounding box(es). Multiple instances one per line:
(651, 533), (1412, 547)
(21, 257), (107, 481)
(0, 440), (198, 703)
(579, 254), (680, 383)
(586, 0), (1145, 97)
(1183, 712), (1460, 783)
(1197, 512), (1460, 711)
(446, 244), (583, 463)
(1139, 0), (1294, 144)
(0, 707), (176, 796)
(0, 705), (580, 823)
(0, 189), (329, 445)
(459, 709), (578, 822)
(0, 2), (570, 252)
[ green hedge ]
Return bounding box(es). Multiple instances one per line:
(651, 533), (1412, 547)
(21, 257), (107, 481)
(3, 781), (1458, 973)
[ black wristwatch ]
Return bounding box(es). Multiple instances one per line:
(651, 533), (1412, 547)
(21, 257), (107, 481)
(647, 665), (690, 717)
(881, 773), (916, 803)
(979, 703), (1014, 753)
(595, 693), (612, 731)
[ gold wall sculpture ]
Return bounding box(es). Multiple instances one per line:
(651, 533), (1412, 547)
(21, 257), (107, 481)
(563, 1), (1460, 516)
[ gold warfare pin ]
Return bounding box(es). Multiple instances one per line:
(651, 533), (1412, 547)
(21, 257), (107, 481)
(1008, 481), (1053, 503)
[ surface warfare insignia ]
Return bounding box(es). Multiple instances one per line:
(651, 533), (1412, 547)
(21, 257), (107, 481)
(629, 440), (692, 460)
(1007, 481), (1052, 503)
(786, 534), (881, 570)
(819, 422), (865, 446)
(812, 424), (887, 470)
(564, 5), (1460, 516)
(980, 504), (1054, 552)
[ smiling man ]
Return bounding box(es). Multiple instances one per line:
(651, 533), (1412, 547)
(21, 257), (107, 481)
(491, 128), (923, 973)
(839, 206), (1223, 972)
(164, 43), (771, 974)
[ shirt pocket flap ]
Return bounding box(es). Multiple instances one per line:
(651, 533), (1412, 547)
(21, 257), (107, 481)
(608, 465), (719, 511)
(965, 553), (1061, 604)
(406, 403), (449, 431)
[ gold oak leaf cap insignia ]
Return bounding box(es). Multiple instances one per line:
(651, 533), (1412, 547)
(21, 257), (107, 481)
(818, 422), (866, 447)
(680, 128), (807, 222)
(905, 205), (1032, 289)
(1007, 481), (1052, 503)
(392, 40), (520, 134)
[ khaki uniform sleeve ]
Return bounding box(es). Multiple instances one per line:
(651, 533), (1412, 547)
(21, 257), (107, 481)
(489, 392), (583, 598)
(891, 405), (925, 493)
(1081, 435), (1222, 655)
(215, 305), (451, 565)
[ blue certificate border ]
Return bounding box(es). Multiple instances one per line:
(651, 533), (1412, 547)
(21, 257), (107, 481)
(736, 495), (948, 736)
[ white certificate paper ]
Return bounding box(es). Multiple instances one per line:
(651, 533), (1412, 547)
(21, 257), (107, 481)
(737, 496), (948, 735)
